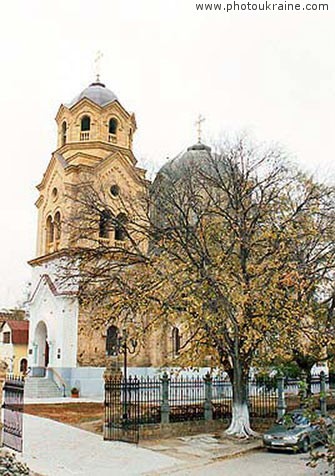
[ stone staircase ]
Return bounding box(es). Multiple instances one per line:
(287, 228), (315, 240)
(24, 377), (63, 399)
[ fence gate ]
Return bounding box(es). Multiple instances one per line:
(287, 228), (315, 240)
(104, 376), (140, 444)
(2, 376), (25, 452)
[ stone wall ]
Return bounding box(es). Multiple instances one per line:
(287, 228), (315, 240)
(76, 305), (168, 368)
(138, 417), (274, 441)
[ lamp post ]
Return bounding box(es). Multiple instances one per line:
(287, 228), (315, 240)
(105, 325), (137, 420)
(117, 329), (137, 420)
(117, 330), (137, 380)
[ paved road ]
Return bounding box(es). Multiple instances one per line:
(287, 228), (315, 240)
(172, 450), (325, 475)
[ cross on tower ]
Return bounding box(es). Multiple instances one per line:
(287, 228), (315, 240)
(195, 114), (205, 143)
(94, 51), (104, 82)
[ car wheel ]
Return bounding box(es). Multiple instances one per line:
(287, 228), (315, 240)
(300, 437), (310, 453)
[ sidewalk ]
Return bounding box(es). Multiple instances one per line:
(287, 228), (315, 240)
(142, 434), (263, 475)
(18, 414), (180, 476)
(17, 414), (263, 476)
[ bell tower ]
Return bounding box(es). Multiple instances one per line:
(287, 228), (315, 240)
(33, 79), (142, 259)
(55, 80), (136, 155)
(27, 77), (147, 389)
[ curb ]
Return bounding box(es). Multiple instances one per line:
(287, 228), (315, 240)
(144, 441), (264, 475)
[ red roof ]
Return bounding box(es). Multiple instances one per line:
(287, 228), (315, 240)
(4, 320), (29, 345)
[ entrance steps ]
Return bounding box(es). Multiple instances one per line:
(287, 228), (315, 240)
(25, 377), (63, 399)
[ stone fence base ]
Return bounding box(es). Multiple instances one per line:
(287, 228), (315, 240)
(138, 417), (276, 441)
(139, 420), (229, 440)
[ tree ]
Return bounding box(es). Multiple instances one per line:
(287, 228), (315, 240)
(257, 182), (335, 392)
(63, 136), (335, 437)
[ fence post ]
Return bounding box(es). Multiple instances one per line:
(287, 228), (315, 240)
(298, 371), (308, 407)
(204, 372), (213, 421)
(320, 371), (327, 417)
(277, 373), (286, 420)
(161, 372), (170, 424)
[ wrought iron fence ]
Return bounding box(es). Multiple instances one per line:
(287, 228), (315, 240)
(212, 377), (232, 420)
(284, 376), (323, 395)
(104, 376), (140, 443)
(248, 376), (277, 418)
(104, 372), (288, 436)
(104, 372), (329, 444)
(169, 376), (205, 422)
(2, 375), (25, 452)
(137, 376), (161, 424)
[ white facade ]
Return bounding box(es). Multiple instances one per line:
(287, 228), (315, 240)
(28, 260), (78, 376)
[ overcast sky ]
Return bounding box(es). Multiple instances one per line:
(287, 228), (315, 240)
(0, 0), (334, 308)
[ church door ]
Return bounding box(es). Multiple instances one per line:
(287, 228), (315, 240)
(45, 341), (49, 368)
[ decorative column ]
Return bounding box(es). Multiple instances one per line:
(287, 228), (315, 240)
(104, 356), (122, 381)
(103, 356), (123, 440)
(320, 371), (327, 417)
(276, 374), (286, 420)
(161, 372), (170, 424)
(204, 372), (213, 421)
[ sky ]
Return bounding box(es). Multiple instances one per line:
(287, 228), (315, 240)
(0, 0), (334, 308)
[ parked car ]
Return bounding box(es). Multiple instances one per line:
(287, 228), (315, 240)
(263, 409), (333, 453)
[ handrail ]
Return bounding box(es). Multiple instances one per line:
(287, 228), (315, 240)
(47, 368), (68, 397)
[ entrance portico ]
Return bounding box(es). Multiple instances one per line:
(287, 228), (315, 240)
(32, 321), (49, 377)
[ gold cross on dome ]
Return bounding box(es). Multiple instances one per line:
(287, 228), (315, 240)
(195, 114), (205, 143)
(94, 50), (104, 82)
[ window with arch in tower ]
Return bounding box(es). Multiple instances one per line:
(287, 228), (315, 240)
(61, 121), (67, 146)
(114, 213), (128, 241)
(80, 115), (91, 141)
(54, 211), (61, 249)
(108, 118), (118, 143)
(46, 215), (54, 252)
(99, 210), (111, 240)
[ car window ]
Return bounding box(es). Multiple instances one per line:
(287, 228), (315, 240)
(291, 414), (309, 425)
(278, 413), (310, 426)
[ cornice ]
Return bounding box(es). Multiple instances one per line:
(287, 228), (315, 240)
(28, 273), (76, 304)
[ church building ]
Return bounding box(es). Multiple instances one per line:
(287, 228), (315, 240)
(26, 77), (207, 398)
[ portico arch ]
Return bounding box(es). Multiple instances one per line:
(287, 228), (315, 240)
(34, 321), (49, 376)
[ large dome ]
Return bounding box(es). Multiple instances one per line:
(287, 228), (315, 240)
(157, 143), (212, 180)
(67, 81), (118, 108)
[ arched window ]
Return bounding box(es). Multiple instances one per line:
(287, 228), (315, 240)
(80, 115), (91, 141)
(20, 358), (28, 374)
(54, 211), (61, 243)
(109, 118), (118, 135)
(115, 213), (128, 241)
(81, 116), (91, 131)
(46, 215), (54, 245)
(172, 327), (181, 356)
(106, 325), (119, 356)
(99, 210), (111, 239)
(61, 121), (67, 146)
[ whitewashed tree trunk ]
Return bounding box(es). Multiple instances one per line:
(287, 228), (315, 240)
(226, 401), (258, 438)
(225, 358), (258, 438)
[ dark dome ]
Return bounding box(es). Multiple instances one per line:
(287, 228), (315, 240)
(157, 143), (212, 179)
(67, 82), (118, 108)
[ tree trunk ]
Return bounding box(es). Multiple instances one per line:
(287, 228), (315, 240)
(295, 356), (315, 396)
(225, 361), (258, 438)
